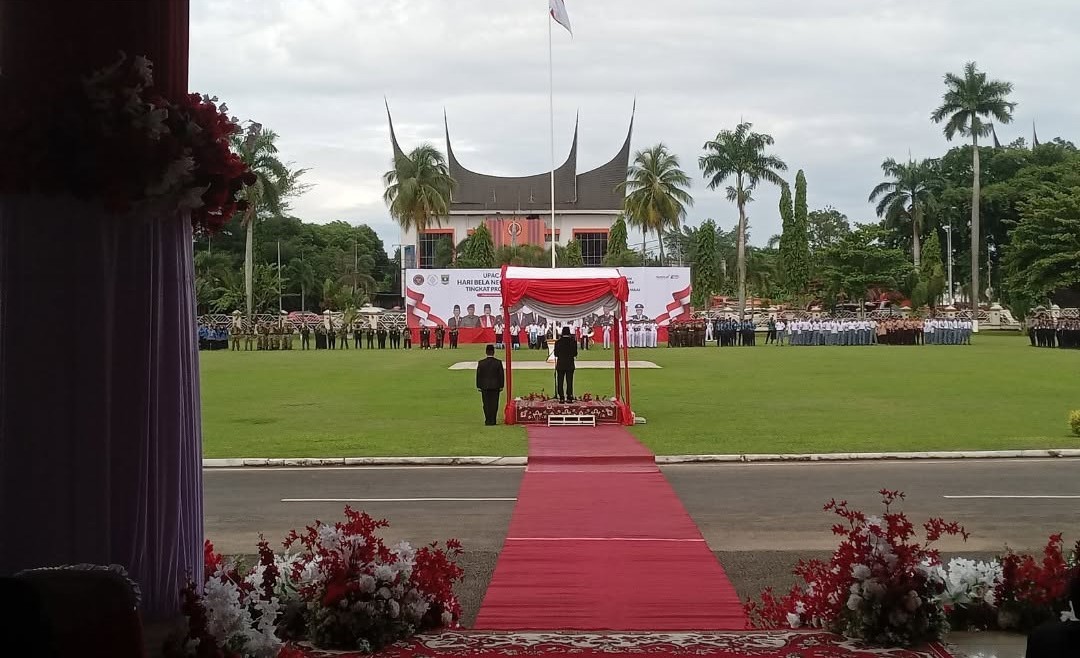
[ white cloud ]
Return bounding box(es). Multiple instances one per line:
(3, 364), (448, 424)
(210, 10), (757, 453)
(190, 0), (1080, 251)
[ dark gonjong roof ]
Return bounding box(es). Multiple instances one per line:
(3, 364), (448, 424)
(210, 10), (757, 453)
(386, 101), (633, 213)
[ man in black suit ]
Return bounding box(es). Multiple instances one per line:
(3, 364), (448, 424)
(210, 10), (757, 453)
(554, 326), (578, 403)
(475, 344), (505, 426)
(1026, 572), (1080, 658)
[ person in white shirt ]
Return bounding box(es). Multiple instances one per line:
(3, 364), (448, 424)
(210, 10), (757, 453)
(648, 322), (658, 348)
(705, 317), (714, 343)
(602, 322), (612, 350)
(775, 319), (786, 346)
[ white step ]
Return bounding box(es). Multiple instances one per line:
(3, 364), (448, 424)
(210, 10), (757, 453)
(547, 415), (596, 427)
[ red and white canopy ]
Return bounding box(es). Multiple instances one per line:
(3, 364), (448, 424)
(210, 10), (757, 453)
(500, 266), (630, 321)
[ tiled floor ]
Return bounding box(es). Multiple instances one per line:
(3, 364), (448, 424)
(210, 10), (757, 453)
(947, 632), (1027, 658)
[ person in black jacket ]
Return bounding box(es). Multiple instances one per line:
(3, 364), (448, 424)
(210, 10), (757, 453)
(1026, 572), (1080, 658)
(554, 325), (578, 403)
(475, 345), (505, 426)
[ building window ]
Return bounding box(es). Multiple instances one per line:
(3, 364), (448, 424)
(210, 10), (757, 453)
(576, 232), (609, 267)
(418, 232), (453, 269)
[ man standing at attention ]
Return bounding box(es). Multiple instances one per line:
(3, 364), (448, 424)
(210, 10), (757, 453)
(475, 344), (505, 426)
(554, 326), (578, 403)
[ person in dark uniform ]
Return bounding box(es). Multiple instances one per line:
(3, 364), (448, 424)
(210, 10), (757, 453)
(402, 326), (412, 349)
(435, 324), (445, 349)
(420, 324), (430, 349)
(365, 325), (375, 349)
(354, 323), (363, 348)
(475, 344), (505, 426)
(327, 324), (336, 350)
(554, 326), (578, 403)
(314, 325), (326, 349)
(389, 325), (399, 349)
(449, 324), (459, 349)
(300, 323), (311, 350)
(377, 325), (388, 349)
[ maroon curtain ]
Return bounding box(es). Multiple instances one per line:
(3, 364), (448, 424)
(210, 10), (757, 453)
(0, 1), (199, 619)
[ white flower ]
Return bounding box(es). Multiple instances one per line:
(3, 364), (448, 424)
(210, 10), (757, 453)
(377, 586), (392, 600)
(862, 579), (885, 600)
(358, 574), (376, 594)
(794, 601), (806, 615)
(374, 564), (395, 583)
(847, 593), (863, 611)
(132, 55), (154, 86)
(441, 610), (454, 626)
(1062, 602), (1079, 623)
(388, 600), (401, 618)
(786, 612), (802, 628)
(851, 564), (871, 580)
(934, 558), (1002, 608)
(178, 183), (209, 210)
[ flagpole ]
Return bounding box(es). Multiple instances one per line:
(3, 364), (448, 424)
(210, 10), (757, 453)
(548, 11), (557, 269)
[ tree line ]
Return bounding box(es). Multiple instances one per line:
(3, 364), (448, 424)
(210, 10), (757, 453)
(198, 61), (1079, 320)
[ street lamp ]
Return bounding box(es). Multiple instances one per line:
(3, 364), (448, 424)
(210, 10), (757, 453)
(392, 243), (406, 305)
(946, 207), (956, 305)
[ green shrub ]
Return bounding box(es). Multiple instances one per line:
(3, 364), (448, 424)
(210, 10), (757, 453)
(1070, 410), (1080, 437)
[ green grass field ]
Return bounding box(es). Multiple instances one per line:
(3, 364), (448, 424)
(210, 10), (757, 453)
(199, 334), (1080, 458)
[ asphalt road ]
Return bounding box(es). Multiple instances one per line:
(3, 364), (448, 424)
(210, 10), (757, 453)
(205, 459), (1080, 625)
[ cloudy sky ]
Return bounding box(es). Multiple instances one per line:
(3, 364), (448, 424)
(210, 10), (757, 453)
(190, 0), (1079, 252)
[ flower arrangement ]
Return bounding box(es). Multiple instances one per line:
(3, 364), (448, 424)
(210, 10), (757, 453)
(994, 534), (1079, 631)
(516, 391), (611, 403)
(745, 489), (969, 647)
(166, 539), (283, 658)
(0, 53), (254, 234)
(281, 507), (463, 652)
(167, 508), (464, 657)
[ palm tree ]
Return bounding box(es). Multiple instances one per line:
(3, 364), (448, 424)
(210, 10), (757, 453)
(233, 124), (291, 324)
(617, 144), (694, 266)
(700, 122), (788, 316)
(868, 158), (939, 267)
(931, 62), (1015, 319)
(383, 144), (456, 253)
(287, 255), (316, 312)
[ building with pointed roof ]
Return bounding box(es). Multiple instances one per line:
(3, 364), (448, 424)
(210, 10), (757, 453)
(387, 104), (633, 267)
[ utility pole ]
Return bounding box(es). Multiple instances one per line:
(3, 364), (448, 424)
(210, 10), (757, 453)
(277, 240), (282, 313)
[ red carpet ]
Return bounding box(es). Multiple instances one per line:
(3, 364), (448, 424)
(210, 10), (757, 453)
(473, 426), (746, 631)
(290, 631), (953, 657)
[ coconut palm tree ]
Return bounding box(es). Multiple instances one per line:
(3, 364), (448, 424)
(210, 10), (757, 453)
(700, 122), (788, 316)
(383, 144), (456, 254)
(868, 158), (939, 267)
(617, 144), (694, 266)
(931, 62), (1015, 319)
(233, 124), (291, 324)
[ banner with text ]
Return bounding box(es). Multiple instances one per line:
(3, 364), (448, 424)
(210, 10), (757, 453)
(404, 268), (691, 343)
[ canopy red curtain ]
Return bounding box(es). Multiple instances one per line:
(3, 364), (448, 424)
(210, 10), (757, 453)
(501, 265), (630, 311)
(499, 266), (634, 425)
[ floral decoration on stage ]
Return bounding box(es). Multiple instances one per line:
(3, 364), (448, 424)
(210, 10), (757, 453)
(165, 507), (464, 658)
(0, 53), (255, 233)
(745, 489), (1080, 646)
(516, 391), (613, 404)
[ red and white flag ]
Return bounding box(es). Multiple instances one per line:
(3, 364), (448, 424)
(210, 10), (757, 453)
(549, 0), (572, 35)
